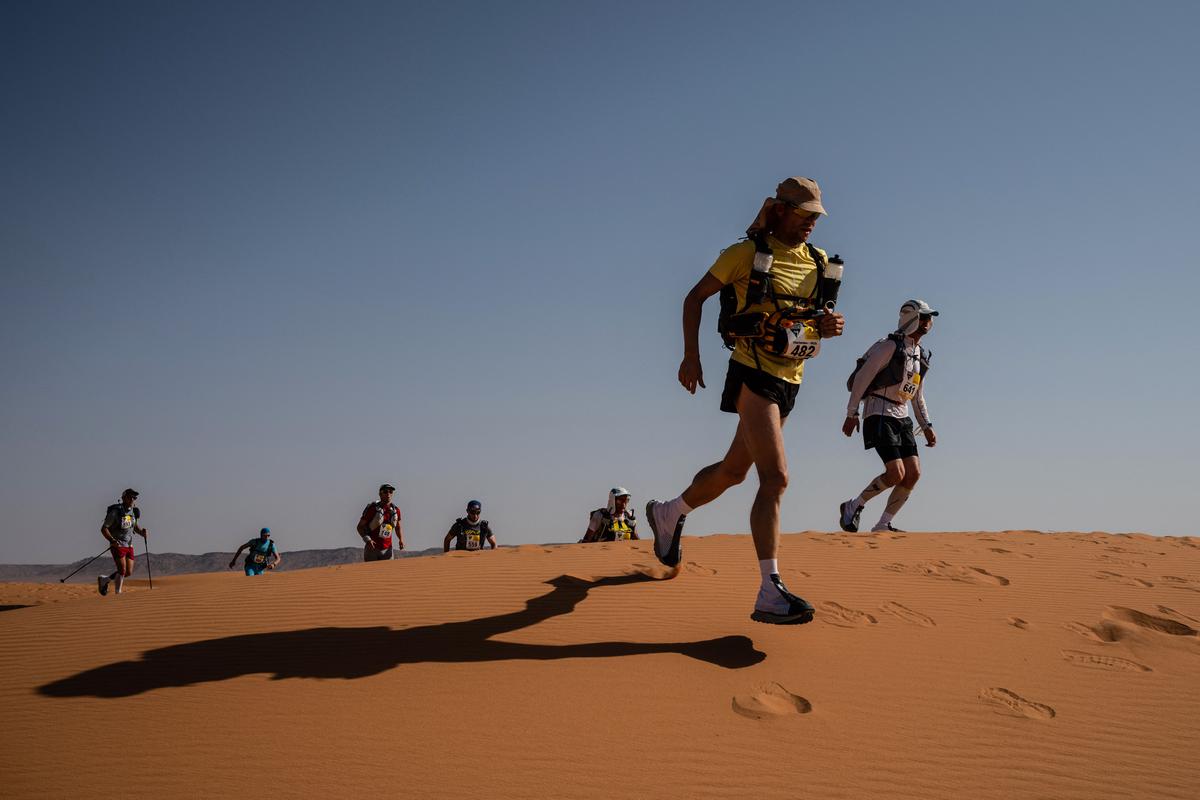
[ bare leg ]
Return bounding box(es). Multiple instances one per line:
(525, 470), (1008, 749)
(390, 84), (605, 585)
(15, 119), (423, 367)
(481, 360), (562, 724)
(679, 421), (754, 510)
(734, 386), (789, 561)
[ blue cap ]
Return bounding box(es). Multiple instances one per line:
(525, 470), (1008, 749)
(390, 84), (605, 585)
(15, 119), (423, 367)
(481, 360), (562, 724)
(466, 500), (481, 512)
(260, 527), (270, 535)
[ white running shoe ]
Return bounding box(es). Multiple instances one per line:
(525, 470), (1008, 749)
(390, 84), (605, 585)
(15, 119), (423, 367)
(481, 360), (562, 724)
(646, 500), (685, 568)
(751, 574), (815, 625)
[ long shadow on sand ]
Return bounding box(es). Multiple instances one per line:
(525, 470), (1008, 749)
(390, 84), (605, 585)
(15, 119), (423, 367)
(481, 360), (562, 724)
(40, 572), (764, 698)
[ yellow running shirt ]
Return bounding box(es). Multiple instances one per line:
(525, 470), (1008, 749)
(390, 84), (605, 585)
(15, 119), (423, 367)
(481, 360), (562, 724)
(708, 237), (826, 384)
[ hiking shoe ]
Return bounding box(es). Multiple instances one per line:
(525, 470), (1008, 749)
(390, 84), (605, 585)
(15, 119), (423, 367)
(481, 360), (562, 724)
(751, 574), (815, 625)
(839, 499), (862, 533)
(646, 500), (685, 568)
(97, 575), (109, 596)
(871, 523), (906, 533)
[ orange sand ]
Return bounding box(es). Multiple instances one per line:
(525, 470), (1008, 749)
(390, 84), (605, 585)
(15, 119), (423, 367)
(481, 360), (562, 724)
(2, 531), (1199, 799)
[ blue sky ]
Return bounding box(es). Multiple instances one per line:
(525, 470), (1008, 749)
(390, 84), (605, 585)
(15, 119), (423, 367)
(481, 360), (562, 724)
(3, 1), (1198, 562)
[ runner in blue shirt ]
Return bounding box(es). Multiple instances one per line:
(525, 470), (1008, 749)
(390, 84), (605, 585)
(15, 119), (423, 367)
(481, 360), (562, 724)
(229, 528), (281, 575)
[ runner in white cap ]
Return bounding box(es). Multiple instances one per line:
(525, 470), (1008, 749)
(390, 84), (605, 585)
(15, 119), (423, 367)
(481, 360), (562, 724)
(582, 488), (639, 543)
(839, 300), (938, 533)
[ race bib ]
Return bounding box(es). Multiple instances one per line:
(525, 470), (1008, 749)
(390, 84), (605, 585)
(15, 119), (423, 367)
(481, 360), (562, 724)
(121, 514), (134, 530)
(466, 532), (481, 550)
(898, 372), (921, 402)
(379, 523), (394, 542)
(253, 553), (267, 564)
(781, 325), (821, 360)
(610, 524), (630, 541)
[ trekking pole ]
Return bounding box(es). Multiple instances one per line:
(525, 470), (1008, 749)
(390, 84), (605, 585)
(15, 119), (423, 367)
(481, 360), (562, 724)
(58, 546), (111, 585)
(60, 547), (111, 583)
(145, 538), (154, 589)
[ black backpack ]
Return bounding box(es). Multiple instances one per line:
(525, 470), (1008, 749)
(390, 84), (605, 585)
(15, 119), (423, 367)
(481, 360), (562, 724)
(717, 236), (824, 350)
(846, 333), (931, 394)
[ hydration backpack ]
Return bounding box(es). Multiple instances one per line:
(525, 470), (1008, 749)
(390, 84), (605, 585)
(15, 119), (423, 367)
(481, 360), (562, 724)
(846, 333), (931, 394)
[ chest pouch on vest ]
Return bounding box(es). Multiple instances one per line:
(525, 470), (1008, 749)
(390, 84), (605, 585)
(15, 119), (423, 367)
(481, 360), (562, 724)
(759, 308), (822, 360)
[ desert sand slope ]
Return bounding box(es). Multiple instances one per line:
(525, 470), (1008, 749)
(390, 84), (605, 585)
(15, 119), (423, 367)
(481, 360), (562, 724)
(2, 531), (1199, 799)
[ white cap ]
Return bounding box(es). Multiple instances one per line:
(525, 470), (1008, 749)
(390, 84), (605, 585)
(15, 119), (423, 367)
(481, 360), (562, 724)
(898, 299), (939, 335)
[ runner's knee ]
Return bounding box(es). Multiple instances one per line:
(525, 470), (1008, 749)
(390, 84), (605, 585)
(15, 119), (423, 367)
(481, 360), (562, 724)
(901, 464), (921, 489)
(885, 463), (905, 485)
(757, 469), (789, 496)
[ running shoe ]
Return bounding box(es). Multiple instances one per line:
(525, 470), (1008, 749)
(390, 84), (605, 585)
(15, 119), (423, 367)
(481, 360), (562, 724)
(871, 523), (906, 533)
(646, 499), (685, 568)
(751, 574), (815, 625)
(97, 575), (109, 596)
(839, 499), (862, 533)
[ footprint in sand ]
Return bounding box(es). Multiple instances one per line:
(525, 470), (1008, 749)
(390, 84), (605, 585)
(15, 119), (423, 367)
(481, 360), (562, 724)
(1157, 605), (1200, 624)
(1094, 571), (1154, 588)
(818, 601), (878, 627)
(980, 688), (1056, 720)
(879, 601), (935, 627)
(1007, 616), (1029, 629)
(732, 682), (812, 720)
(1064, 621), (1122, 643)
(1061, 649), (1152, 672)
(884, 560), (1010, 587)
(989, 548), (1013, 554)
(1159, 576), (1200, 593)
(684, 562), (716, 576)
(1103, 606), (1198, 636)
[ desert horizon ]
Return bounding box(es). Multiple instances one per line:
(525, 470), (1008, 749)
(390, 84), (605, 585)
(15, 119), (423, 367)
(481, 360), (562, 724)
(4, 530), (1198, 799)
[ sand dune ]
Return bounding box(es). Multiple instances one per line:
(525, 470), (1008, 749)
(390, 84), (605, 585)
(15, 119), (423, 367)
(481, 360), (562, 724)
(2, 531), (1199, 799)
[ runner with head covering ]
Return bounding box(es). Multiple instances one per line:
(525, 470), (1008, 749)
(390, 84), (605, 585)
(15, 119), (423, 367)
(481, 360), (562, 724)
(229, 528), (281, 575)
(582, 488), (639, 542)
(839, 299), (938, 533)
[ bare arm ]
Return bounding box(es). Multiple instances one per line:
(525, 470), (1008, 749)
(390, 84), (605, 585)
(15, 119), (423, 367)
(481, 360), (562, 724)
(229, 543), (247, 568)
(486, 533), (497, 550)
(395, 517), (404, 551)
(443, 525), (457, 553)
(678, 273), (725, 394)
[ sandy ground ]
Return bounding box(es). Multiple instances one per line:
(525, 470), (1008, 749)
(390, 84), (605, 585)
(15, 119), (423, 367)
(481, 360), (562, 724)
(2, 531), (1199, 799)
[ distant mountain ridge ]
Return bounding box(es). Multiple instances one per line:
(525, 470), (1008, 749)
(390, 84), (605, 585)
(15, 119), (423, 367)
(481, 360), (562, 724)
(0, 546), (447, 584)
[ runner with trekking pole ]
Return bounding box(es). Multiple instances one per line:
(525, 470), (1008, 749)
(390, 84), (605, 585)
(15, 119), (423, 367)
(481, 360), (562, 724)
(97, 488), (149, 596)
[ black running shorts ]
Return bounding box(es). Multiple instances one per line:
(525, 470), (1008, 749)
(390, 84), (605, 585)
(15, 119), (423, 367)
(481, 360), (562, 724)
(720, 359), (800, 418)
(863, 415), (918, 462)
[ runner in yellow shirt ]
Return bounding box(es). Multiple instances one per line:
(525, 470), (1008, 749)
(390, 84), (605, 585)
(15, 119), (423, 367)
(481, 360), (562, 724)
(646, 177), (846, 624)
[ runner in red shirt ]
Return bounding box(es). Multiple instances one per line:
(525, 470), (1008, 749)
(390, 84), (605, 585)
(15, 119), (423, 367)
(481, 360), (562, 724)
(357, 483), (404, 562)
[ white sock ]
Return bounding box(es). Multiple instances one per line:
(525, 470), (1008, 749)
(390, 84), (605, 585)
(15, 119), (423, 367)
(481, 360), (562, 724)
(876, 511), (895, 527)
(114, 573), (125, 593)
(758, 558), (779, 585)
(656, 496), (692, 531)
(667, 495), (693, 518)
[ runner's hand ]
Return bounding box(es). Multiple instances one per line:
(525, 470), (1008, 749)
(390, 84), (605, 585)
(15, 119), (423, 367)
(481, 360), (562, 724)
(228, 561), (236, 569)
(678, 356), (705, 394)
(842, 416), (860, 437)
(818, 312), (845, 338)
(924, 427), (937, 447)
(365, 539), (376, 550)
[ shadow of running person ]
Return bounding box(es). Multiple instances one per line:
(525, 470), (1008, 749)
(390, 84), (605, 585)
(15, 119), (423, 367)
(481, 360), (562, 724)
(40, 572), (765, 698)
